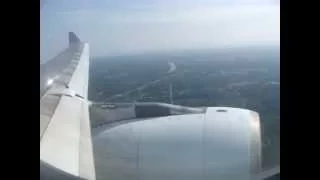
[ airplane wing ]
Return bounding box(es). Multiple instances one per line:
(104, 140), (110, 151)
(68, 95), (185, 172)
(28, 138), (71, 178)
(40, 32), (95, 180)
(260, 166), (280, 179)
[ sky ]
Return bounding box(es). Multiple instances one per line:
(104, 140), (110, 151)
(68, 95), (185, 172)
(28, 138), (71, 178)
(40, 0), (280, 60)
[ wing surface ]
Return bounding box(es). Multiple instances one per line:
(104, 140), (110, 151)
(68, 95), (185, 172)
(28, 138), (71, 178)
(40, 32), (95, 180)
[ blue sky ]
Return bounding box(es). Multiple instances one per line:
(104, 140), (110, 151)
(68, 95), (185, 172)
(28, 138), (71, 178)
(40, 0), (279, 60)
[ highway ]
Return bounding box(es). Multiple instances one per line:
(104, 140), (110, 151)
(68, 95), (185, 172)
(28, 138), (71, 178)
(105, 62), (177, 101)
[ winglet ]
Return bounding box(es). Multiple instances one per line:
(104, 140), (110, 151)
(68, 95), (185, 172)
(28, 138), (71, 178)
(69, 32), (81, 45)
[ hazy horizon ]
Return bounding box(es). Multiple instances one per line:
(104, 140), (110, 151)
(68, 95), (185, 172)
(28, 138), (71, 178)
(41, 0), (279, 61)
(91, 45), (279, 59)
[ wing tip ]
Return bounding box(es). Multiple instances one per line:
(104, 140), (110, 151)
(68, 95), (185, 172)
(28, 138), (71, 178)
(69, 32), (81, 45)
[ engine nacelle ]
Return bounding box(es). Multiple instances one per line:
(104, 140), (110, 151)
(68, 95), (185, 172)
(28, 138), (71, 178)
(93, 107), (262, 180)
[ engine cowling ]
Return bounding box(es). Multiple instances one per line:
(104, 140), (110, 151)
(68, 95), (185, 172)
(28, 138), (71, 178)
(93, 107), (262, 180)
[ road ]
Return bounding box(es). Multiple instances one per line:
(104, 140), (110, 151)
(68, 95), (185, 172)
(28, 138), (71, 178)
(105, 62), (177, 101)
